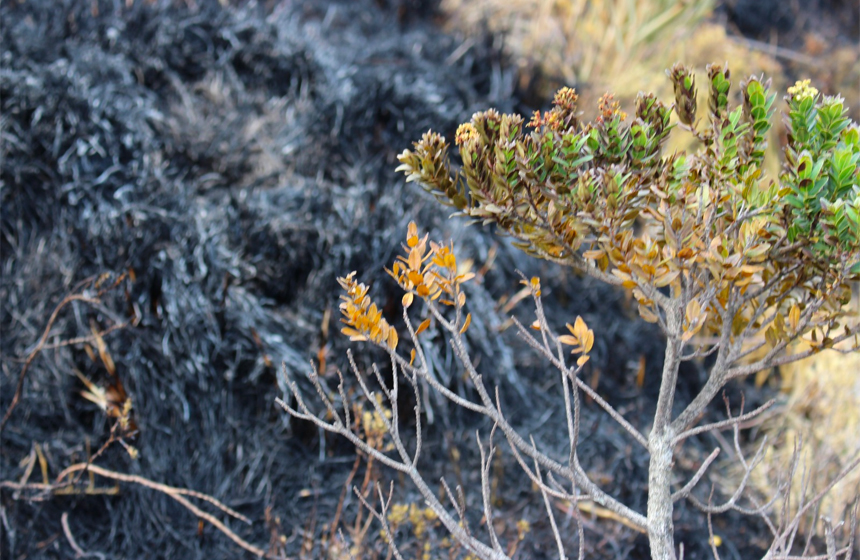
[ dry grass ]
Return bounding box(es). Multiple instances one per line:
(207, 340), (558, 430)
(442, 0), (713, 97)
(747, 342), (860, 533)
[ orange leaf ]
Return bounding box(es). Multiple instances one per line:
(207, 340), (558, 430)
(677, 247), (694, 259)
(685, 299), (701, 324)
(460, 313), (472, 334)
(581, 330), (594, 353)
(402, 292), (414, 309)
(90, 321), (116, 376)
(456, 272), (476, 284)
(788, 304), (800, 331)
(342, 328), (368, 342)
(416, 318), (431, 336)
(635, 355), (646, 388)
(558, 334), (579, 347)
(572, 316), (588, 339)
(408, 247), (421, 271)
(407, 222), (419, 247)
(638, 304), (659, 323)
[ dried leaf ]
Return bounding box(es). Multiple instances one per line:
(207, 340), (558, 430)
(654, 269), (680, 288)
(559, 334), (579, 346)
(685, 299), (701, 326)
(677, 247), (694, 259)
(416, 318), (431, 336)
(635, 355), (646, 388)
(572, 316), (589, 340)
(581, 329), (594, 353)
(788, 304), (800, 331)
(90, 321), (116, 376)
(638, 304), (660, 323)
(408, 247), (422, 271)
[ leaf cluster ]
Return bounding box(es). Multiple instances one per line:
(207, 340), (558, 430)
(397, 64), (859, 347)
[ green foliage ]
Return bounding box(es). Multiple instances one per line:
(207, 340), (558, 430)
(397, 64), (860, 346)
(781, 82), (860, 269)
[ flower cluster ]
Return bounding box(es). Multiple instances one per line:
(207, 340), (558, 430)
(596, 92), (627, 124)
(787, 79), (819, 101)
(387, 502), (439, 539)
(358, 395), (393, 451)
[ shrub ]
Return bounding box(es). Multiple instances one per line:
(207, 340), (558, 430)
(280, 65), (860, 559)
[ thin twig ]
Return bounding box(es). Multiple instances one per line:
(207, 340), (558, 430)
(672, 448), (720, 502)
(1, 294), (99, 431)
(61, 512), (88, 558)
(55, 464), (264, 557)
(674, 400), (775, 445)
(2, 274), (127, 431)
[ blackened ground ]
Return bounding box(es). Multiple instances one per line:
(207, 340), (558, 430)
(2, 1), (774, 559)
(725, 0), (858, 40)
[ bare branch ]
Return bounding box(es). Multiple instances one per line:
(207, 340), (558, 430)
(443, 306), (649, 530)
(2, 291), (116, 432)
(674, 399), (776, 445)
(687, 437), (769, 514)
(511, 316), (649, 449)
(62, 512), (105, 559)
(706, 491), (722, 560)
(727, 323), (859, 380)
(672, 448), (720, 503)
(532, 452), (568, 560)
(353, 482), (407, 560)
(477, 426), (504, 554)
(56, 464), (263, 557)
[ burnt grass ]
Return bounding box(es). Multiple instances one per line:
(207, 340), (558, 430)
(2, 1), (781, 559)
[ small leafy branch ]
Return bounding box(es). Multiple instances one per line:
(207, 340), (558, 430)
(281, 64), (860, 560)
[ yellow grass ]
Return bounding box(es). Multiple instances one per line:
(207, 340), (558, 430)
(748, 342), (860, 532)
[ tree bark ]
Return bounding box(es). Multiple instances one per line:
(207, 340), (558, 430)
(647, 432), (677, 560)
(647, 303), (683, 560)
